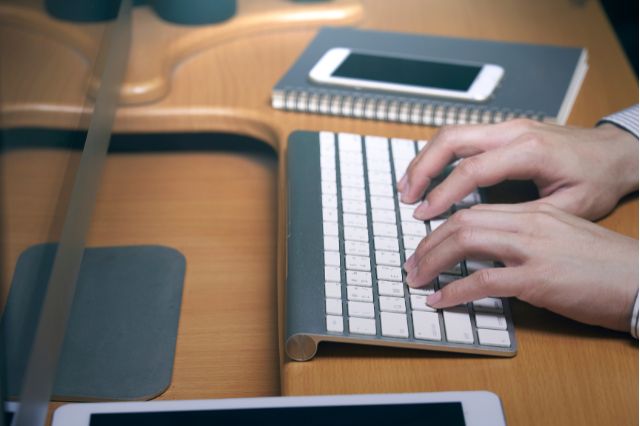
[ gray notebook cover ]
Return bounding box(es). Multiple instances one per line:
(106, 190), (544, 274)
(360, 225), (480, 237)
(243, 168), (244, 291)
(272, 27), (587, 124)
(2, 244), (186, 401)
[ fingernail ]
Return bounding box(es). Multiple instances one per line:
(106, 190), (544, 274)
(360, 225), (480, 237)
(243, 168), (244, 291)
(427, 291), (443, 307)
(404, 254), (416, 270)
(397, 174), (408, 193)
(413, 200), (430, 219)
(406, 268), (416, 285)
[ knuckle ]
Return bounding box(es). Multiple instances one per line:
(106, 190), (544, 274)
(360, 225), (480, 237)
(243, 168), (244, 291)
(435, 125), (456, 142)
(518, 132), (547, 152)
(476, 268), (496, 291)
(453, 226), (477, 247)
(450, 209), (473, 227)
(456, 157), (482, 180)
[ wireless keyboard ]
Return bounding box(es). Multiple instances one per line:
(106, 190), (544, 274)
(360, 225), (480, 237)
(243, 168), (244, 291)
(285, 131), (516, 361)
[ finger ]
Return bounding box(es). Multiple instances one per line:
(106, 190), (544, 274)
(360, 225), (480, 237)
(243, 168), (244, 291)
(405, 209), (528, 271)
(426, 267), (525, 309)
(398, 120), (538, 203)
(406, 227), (527, 288)
(412, 139), (544, 220)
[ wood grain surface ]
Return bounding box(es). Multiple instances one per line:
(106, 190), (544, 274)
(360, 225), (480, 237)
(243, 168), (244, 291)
(1, 0), (637, 425)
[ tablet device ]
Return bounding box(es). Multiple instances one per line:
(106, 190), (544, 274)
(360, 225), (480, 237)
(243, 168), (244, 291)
(52, 391), (506, 426)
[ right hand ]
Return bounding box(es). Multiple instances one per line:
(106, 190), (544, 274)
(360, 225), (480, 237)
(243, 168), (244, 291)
(397, 119), (638, 221)
(404, 203), (639, 332)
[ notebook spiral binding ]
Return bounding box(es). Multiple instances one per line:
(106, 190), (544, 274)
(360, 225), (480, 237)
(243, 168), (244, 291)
(272, 89), (543, 126)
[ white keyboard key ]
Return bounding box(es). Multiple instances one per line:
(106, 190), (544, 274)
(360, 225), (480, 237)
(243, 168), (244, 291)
(412, 311), (441, 341)
(376, 265), (403, 282)
(346, 270), (372, 287)
(322, 194), (338, 209)
(373, 222), (398, 238)
(404, 249), (414, 259)
(320, 131), (335, 149)
(342, 200), (367, 215)
(381, 312), (409, 338)
(473, 297), (504, 313)
(348, 301), (375, 318)
(341, 186), (366, 201)
(443, 307), (474, 344)
(321, 180), (337, 195)
(394, 160), (412, 177)
(417, 140), (428, 151)
(324, 266), (341, 283)
(400, 207), (418, 221)
(377, 280), (404, 297)
(338, 133), (362, 151)
(477, 329), (511, 347)
(321, 162), (336, 177)
(343, 213), (368, 228)
(324, 282), (342, 299)
(324, 251), (341, 267)
(370, 196), (396, 210)
(322, 208), (338, 222)
(344, 240), (370, 257)
(326, 315), (344, 333)
(340, 174), (365, 188)
(391, 138), (416, 157)
(347, 285), (373, 302)
(325, 298), (343, 315)
(410, 294), (436, 312)
(364, 135), (389, 152)
(429, 218), (446, 232)
(346, 255), (371, 272)
(403, 235), (422, 250)
(466, 260), (495, 274)
(339, 151), (363, 164)
(366, 160), (391, 172)
(324, 236), (340, 252)
(374, 236), (399, 252)
(379, 296), (406, 313)
(401, 221), (427, 237)
(367, 171), (392, 185)
(323, 221), (339, 236)
(372, 209), (397, 224)
(369, 183), (393, 197)
(344, 226), (369, 243)
(348, 317), (377, 335)
(375, 250), (401, 267)
(340, 164), (364, 177)
(475, 313), (508, 330)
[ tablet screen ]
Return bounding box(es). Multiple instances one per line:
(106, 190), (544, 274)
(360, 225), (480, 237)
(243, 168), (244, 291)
(89, 402), (466, 426)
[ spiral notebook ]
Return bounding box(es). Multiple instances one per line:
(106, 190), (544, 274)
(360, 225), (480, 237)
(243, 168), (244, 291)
(271, 27), (588, 126)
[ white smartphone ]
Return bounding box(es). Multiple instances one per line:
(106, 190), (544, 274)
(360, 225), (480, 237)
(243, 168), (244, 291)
(51, 392), (506, 426)
(309, 48), (504, 102)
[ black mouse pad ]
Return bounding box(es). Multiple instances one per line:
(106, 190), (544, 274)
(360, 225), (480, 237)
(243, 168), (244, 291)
(2, 243), (186, 401)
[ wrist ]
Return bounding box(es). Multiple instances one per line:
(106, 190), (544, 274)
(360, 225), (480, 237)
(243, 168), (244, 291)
(596, 124), (639, 197)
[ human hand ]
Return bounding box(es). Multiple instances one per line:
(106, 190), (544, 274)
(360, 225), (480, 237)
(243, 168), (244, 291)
(403, 203), (638, 332)
(397, 120), (639, 221)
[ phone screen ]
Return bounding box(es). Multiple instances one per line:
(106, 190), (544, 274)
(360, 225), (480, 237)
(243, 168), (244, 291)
(332, 53), (482, 92)
(89, 402), (466, 426)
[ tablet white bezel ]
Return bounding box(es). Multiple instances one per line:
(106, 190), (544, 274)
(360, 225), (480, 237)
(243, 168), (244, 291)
(309, 47), (504, 102)
(52, 391), (505, 426)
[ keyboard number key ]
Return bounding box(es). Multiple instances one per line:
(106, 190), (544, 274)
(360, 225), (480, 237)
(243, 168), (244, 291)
(477, 329), (511, 347)
(380, 312), (409, 338)
(443, 307), (474, 344)
(349, 317), (377, 335)
(412, 311), (441, 341)
(326, 315), (344, 333)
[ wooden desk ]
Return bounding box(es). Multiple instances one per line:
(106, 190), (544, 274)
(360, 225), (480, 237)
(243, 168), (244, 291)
(1, 1), (637, 425)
